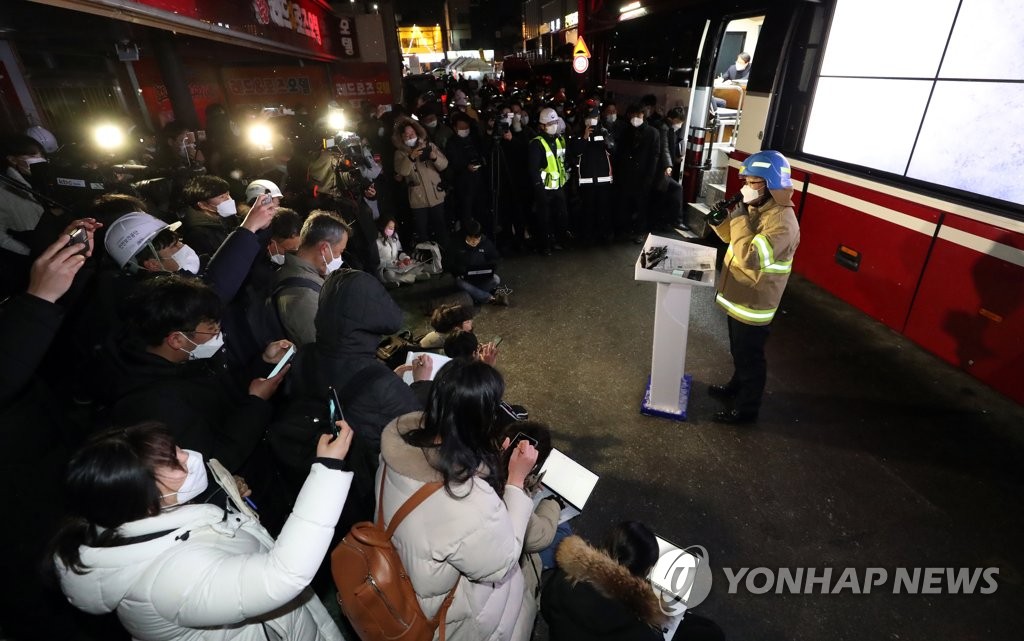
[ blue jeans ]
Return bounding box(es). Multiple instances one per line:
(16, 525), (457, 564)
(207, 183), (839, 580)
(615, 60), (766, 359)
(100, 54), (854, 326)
(456, 274), (500, 303)
(539, 521), (573, 570)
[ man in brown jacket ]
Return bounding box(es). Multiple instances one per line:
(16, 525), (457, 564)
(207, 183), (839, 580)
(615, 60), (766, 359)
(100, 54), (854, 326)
(709, 150), (800, 424)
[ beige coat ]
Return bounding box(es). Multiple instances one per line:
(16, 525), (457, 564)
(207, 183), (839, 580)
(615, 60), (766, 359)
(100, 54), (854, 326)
(393, 118), (449, 210)
(377, 413), (534, 641)
(712, 197), (800, 326)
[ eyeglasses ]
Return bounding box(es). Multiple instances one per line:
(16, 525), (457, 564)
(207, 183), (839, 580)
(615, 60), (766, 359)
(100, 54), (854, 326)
(744, 179), (766, 187)
(182, 326), (221, 336)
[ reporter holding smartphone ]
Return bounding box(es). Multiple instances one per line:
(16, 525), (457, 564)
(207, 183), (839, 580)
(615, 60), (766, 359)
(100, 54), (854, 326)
(378, 359), (538, 640)
(54, 421), (355, 641)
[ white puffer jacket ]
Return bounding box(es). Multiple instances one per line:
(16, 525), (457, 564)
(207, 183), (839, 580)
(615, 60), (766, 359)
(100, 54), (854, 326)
(378, 413), (534, 641)
(58, 461), (353, 641)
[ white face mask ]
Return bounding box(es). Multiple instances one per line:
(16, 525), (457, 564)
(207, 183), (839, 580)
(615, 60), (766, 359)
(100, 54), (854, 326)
(378, 127), (385, 137)
(215, 199), (236, 217)
(630, 117), (644, 128)
(456, 129), (470, 138)
(605, 114), (617, 124)
(585, 118), (598, 127)
(544, 124), (559, 135)
(322, 245), (343, 274)
(177, 331), (224, 360)
(671, 122), (683, 131)
(521, 115), (529, 124)
(404, 137), (418, 148)
(270, 253), (286, 266)
(741, 184), (763, 204)
(160, 449), (209, 506)
(424, 120), (438, 129)
(170, 244), (201, 274)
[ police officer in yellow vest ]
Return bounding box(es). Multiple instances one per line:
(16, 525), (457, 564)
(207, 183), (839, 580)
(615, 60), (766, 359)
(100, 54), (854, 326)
(708, 150), (800, 424)
(527, 107), (569, 256)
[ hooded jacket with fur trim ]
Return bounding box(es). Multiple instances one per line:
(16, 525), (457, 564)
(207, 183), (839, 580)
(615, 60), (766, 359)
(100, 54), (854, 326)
(542, 535), (668, 641)
(393, 117), (449, 209)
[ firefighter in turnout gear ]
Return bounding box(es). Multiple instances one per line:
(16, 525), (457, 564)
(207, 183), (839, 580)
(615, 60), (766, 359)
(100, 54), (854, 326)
(527, 107), (570, 255)
(708, 150), (800, 424)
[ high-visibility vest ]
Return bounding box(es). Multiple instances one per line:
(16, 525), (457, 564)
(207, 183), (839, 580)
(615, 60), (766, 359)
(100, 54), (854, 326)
(534, 136), (567, 190)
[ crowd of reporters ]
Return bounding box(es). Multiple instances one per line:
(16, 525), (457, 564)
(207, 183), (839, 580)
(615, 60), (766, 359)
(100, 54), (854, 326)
(0, 81), (722, 641)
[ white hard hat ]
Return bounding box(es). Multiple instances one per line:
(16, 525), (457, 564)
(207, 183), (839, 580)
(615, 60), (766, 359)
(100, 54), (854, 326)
(104, 211), (181, 268)
(25, 126), (59, 154)
(245, 179), (283, 204)
(539, 108), (558, 125)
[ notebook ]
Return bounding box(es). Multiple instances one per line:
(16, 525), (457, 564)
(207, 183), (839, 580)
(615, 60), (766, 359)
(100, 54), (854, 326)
(534, 448), (599, 523)
(401, 351), (452, 385)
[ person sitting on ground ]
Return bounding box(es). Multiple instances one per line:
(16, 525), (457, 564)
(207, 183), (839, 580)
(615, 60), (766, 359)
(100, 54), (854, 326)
(53, 421), (354, 641)
(542, 521), (725, 641)
(451, 219), (510, 306)
(375, 215), (423, 286)
(420, 302), (475, 349)
(271, 211), (349, 346)
(378, 359), (538, 640)
(504, 421), (564, 641)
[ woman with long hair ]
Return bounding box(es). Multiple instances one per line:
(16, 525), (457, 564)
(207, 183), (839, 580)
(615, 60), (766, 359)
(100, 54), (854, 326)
(52, 421), (355, 641)
(377, 359), (538, 640)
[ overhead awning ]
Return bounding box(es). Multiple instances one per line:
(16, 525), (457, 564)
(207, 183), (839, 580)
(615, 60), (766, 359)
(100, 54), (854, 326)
(28, 0), (346, 62)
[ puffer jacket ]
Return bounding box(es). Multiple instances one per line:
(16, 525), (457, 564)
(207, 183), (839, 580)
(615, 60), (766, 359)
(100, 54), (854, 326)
(542, 535), (667, 641)
(393, 118), (449, 209)
(58, 461), (353, 641)
(712, 195), (800, 326)
(378, 413), (534, 641)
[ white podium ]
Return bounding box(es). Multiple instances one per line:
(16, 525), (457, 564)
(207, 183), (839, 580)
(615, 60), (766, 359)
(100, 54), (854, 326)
(634, 235), (717, 421)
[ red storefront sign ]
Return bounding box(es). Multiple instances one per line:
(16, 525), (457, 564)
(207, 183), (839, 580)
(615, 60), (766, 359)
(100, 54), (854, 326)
(126, 0), (342, 59)
(332, 64), (392, 109)
(221, 66), (332, 110)
(133, 57), (226, 128)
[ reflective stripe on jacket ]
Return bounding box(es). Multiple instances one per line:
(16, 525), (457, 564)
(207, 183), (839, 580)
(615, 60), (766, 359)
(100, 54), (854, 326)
(712, 199), (800, 326)
(533, 136), (567, 190)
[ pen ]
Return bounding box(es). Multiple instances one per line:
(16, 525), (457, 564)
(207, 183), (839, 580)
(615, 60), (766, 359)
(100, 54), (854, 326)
(243, 496), (258, 511)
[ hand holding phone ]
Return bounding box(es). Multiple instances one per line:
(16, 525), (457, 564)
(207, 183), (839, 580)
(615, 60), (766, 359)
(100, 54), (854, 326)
(267, 345), (295, 378)
(65, 227), (89, 257)
(327, 386), (344, 437)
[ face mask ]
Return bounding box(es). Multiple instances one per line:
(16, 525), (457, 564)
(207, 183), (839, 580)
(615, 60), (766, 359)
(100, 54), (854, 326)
(270, 253), (286, 266)
(215, 199), (236, 217)
(384, 228), (395, 238)
(741, 184), (763, 204)
(170, 244), (201, 274)
(425, 120), (438, 129)
(585, 118), (598, 127)
(404, 137), (418, 148)
(457, 129), (470, 138)
(521, 115), (529, 124)
(378, 127), (385, 137)
(322, 245), (343, 274)
(177, 331), (224, 360)
(544, 124), (559, 135)
(671, 122), (683, 131)
(605, 114), (617, 124)
(160, 449), (209, 506)
(631, 117), (644, 128)
(502, 114), (513, 124)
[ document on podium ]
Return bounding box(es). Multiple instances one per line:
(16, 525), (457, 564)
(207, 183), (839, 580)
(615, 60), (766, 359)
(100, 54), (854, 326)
(533, 449), (599, 524)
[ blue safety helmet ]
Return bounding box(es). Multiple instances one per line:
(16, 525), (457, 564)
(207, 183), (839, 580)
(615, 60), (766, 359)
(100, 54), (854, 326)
(739, 150), (792, 190)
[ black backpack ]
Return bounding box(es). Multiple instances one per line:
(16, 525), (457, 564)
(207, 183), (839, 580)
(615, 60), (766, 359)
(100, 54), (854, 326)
(247, 276), (322, 347)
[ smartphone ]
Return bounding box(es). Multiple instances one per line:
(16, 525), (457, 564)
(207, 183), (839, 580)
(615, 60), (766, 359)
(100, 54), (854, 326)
(382, 104), (393, 112)
(65, 227), (89, 257)
(261, 193), (274, 206)
(491, 335), (503, 349)
(327, 386), (344, 437)
(267, 345), (295, 378)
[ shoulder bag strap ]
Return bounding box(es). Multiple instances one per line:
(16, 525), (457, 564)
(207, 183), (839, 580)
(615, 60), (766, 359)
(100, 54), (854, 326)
(378, 463), (444, 537)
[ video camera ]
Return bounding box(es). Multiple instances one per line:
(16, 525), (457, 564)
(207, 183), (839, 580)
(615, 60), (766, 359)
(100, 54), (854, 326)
(324, 133), (374, 193)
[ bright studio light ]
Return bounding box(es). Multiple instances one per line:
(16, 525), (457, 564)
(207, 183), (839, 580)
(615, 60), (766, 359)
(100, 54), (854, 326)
(93, 124), (126, 151)
(327, 111), (346, 131)
(247, 123), (274, 150)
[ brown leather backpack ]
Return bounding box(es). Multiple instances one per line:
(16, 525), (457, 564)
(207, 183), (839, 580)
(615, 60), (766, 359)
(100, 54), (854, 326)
(331, 464), (458, 641)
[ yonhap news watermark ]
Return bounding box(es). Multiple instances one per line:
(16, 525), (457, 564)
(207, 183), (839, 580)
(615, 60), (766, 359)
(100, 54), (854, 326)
(651, 546), (999, 614)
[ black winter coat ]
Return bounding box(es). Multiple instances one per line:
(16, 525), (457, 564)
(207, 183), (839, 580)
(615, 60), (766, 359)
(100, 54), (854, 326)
(95, 341), (272, 472)
(542, 536), (668, 641)
(614, 123), (661, 194)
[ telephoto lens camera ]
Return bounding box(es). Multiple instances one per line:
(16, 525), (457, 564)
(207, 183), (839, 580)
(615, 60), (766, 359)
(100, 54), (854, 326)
(706, 192), (744, 226)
